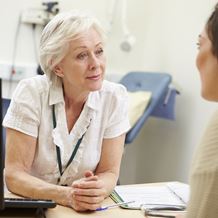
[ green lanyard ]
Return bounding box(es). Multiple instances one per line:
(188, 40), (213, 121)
(52, 104), (85, 184)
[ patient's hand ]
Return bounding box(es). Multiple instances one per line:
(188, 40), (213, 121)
(70, 170), (107, 211)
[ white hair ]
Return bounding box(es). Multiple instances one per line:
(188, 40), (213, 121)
(39, 10), (106, 83)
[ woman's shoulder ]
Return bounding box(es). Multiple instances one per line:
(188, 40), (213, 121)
(15, 75), (49, 93)
(12, 75), (49, 101)
(17, 75), (48, 90)
(101, 80), (127, 96)
(191, 109), (218, 173)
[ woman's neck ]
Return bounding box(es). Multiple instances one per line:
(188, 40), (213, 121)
(63, 83), (89, 109)
(63, 88), (89, 133)
(64, 92), (88, 109)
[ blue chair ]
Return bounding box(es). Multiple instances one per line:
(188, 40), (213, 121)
(119, 72), (177, 144)
(2, 98), (10, 148)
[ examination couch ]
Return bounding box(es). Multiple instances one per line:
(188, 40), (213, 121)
(120, 71), (178, 144)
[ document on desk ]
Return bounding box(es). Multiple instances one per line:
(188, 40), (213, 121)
(110, 182), (189, 210)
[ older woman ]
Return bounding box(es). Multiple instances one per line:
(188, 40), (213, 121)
(3, 11), (130, 211)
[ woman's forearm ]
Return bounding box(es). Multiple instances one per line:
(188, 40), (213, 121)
(5, 169), (72, 207)
(96, 171), (118, 197)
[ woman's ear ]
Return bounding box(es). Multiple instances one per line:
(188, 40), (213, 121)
(53, 65), (64, 77)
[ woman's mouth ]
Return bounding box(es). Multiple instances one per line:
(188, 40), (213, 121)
(86, 74), (101, 81)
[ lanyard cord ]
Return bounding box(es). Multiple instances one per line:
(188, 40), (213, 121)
(52, 104), (85, 183)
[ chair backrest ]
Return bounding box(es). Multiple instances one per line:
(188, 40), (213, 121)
(2, 98), (10, 148)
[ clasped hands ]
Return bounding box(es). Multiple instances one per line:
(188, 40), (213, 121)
(68, 170), (107, 211)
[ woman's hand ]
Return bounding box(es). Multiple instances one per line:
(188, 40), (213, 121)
(70, 170), (107, 211)
(68, 134), (126, 211)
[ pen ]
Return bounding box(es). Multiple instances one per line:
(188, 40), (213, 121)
(144, 212), (175, 218)
(142, 204), (186, 211)
(96, 200), (135, 211)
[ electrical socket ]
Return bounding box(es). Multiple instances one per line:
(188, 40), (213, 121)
(0, 62), (37, 81)
(21, 8), (50, 25)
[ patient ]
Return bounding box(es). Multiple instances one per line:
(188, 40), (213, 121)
(184, 3), (218, 218)
(3, 10), (130, 211)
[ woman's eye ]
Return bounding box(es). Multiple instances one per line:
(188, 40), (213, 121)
(95, 48), (104, 56)
(197, 34), (202, 49)
(77, 52), (88, 60)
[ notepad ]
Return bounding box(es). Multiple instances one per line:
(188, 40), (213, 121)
(110, 182), (189, 210)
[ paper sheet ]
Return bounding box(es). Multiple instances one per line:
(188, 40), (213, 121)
(113, 182), (189, 209)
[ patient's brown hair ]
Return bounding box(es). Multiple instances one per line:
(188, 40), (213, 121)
(207, 3), (218, 59)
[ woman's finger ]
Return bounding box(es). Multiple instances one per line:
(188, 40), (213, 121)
(72, 176), (99, 188)
(74, 179), (103, 189)
(73, 187), (107, 197)
(84, 170), (94, 178)
(72, 199), (101, 211)
(73, 194), (104, 204)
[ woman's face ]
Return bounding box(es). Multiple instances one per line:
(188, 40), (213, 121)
(55, 27), (106, 95)
(196, 27), (218, 101)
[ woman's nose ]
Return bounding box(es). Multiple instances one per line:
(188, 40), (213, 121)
(88, 54), (100, 70)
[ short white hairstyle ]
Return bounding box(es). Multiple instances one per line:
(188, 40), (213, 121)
(39, 10), (106, 82)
